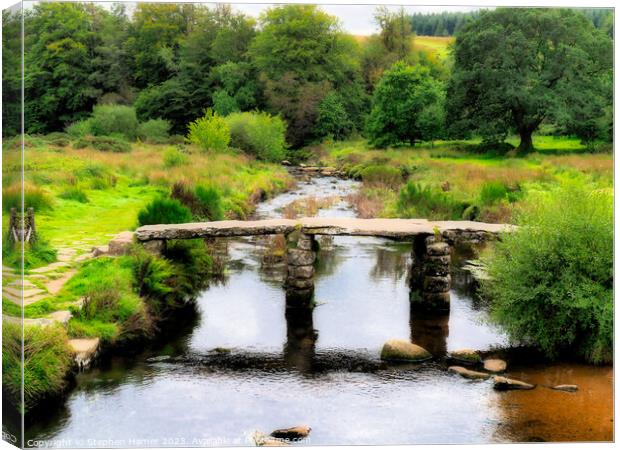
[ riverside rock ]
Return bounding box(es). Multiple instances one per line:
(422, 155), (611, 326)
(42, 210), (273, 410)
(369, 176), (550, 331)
(380, 339), (432, 362)
(449, 348), (482, 364)
(483, 358), (507, 373)
(493, 376), (536, 391)
(448, 366), (490, 380)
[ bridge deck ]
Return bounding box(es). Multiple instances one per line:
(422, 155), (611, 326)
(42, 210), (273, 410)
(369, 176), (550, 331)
(135, 218), (514, 241)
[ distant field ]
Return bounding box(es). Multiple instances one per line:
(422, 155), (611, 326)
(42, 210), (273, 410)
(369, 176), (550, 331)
(354, 35), (453, 59)
(411, 36), (453, 58)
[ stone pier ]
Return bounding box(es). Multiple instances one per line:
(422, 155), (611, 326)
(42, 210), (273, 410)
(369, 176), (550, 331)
(410, 236), (452, 313)
(285, 233), (317, 304)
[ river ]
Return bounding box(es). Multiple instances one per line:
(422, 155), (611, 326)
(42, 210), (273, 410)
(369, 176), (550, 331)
(24, 174), (613, 447)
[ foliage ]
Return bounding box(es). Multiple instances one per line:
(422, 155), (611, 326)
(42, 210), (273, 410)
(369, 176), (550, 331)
(3, 322), (72, 413)
(137, 119), (171, 144)
(134, 79), (193, 135)
(315, 92), (354, 141)
(73, 135), (132, 152)
(89, 104), (139, 140)
(130, 245), (173, 302)
(137, 197), (193, 226)
(2, 236), (58, 270)
(366, 62), (445, 147)
(65, 118), (94, 138)
(483, 182), (613, 363)
(359, 165), (403, 189)
(447, 8), (613, 153)
(187, 109), (230, 152)
(224, 111), (287, 162)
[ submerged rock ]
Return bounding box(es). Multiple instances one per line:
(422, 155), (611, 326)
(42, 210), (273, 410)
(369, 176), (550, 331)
(483, 358), (507, 373)
(493, 376), (535, 391)
(552, 384), (578, 392)
(270, 426), (311, 440)
(146, 355), (171, 362)
(448, 348), (481, 364)
(380, 339), (432, 362)
(448, 366), (490, 380)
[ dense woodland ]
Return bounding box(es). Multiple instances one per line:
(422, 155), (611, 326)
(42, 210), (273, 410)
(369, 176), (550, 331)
(2, 4), (614, 154)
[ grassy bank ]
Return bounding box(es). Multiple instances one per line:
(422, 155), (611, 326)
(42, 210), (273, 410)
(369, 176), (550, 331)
(311, 137), (612, 223)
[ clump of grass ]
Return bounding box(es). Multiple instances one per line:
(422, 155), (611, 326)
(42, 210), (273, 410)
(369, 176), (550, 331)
(170, 181), (223, 221)
(163, 147), (188, 168)
(137, 197), (193, 226)
(397, 181), (467, 219)
(59, 187), (89, 203)
(483, 181), (613, 363)
(74, 135), (131, 153)
(2, 183), (54, 212)
(2, 322), (72, 413)
(358, 165), (404, 189)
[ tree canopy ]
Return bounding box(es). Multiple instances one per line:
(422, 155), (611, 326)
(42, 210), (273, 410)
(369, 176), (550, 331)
(446, 8), (613, 153)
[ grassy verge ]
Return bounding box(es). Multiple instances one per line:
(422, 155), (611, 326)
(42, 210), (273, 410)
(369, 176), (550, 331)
(312, 136), (612, 223)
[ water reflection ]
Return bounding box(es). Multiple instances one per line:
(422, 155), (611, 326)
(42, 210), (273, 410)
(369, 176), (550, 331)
(410, 312), (449, 357)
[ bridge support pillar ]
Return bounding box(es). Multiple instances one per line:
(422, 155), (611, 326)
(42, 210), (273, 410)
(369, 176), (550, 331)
(410, 236), (451, 313)
(143, 239), (166, 256)
(285, 233), (316, 305)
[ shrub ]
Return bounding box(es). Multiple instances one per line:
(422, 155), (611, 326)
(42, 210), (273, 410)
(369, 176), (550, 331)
(163, 147), (188, 168)
(137, 197), (193, 226)
(44, 132), (71, 147)
(482, 182), (613, 363)
(137, 119), (171, 144)
(89, 104), (139, 140)
(359, 165), (403, 189)
(224, 111), (286, 162)
(65, 119), (93, 138)
(3, 322), (72, 412)
(397, 181), (467, 220)
(3, 235), (57, 270)
(2, 183), (53, 212)
(59, 187), (89, 203)
(73, 135), (131, 152)
(187, 109), (230, 152)
(130, 245), (173, 303)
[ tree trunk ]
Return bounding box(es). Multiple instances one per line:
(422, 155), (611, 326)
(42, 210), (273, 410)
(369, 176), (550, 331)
(516, 128), (534, 155)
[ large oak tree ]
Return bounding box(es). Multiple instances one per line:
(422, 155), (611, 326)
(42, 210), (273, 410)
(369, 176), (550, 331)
(446, 8), (612, 154)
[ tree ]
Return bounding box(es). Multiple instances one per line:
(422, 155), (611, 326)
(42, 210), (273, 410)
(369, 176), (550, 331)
(2, 8), (21, 137)
(249, 5), (365, 147)
(447, 8), (613, 154)
(315, 91), (354, 140)
(366, 62), (444, 148)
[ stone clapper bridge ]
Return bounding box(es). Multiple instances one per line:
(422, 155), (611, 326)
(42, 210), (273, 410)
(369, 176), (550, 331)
(135, 217), (514, 313)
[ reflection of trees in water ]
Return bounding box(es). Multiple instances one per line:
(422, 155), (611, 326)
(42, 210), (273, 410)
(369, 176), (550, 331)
(370, 246), (410, 283)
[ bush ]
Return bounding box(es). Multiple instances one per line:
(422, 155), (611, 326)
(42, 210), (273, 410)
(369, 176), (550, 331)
(170, 181), (223, 221)
(59, 187), (89, 203)
(224, 111), (286, 162)
(482, 183), (613, 363)
(65, 119), (93, 138)
(397, 181), (467, 220)
(44, 132), (71, 147)
(163, 147), (188, 168)
(3, 235), (57, 270)
(130, 245), (173, 304)
(359, 165), (403, 189)
(89, 104), (139, 140)
(2, 183), (53, 212)
(187, 109), (230, 152)
(137, 119), (171, 144)
(3, 322), (72, 412)
(137, 197), (193, 226)
(73, 135), (131, 152)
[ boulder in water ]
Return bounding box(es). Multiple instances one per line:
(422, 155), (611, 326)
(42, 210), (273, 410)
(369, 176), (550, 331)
(380, 339), (432, 362)
(493, 376), (535, 391)
(448, 366), (490, 380)
(552, 384), (578, 392)
(448, 348), (481, 364)
(483, 358), (507, 373)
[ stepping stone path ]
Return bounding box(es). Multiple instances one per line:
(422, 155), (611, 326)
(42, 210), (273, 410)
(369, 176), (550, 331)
(449, 366), (490, 380)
